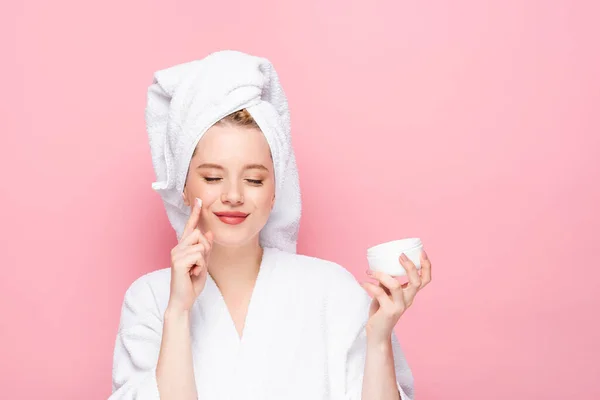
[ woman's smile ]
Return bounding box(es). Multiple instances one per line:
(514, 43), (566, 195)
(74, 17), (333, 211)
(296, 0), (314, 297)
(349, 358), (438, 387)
(213, 211), (249, 225)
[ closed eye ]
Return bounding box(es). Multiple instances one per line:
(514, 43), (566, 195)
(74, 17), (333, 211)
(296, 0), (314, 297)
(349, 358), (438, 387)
(204, 177), (262, 185)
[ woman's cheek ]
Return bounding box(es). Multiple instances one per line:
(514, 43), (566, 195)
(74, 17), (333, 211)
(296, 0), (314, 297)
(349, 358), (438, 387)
(257, 184), (276, 210)
(199, 185), (222, 205)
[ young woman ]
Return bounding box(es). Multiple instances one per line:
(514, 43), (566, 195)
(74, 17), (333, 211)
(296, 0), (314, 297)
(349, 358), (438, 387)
(110, 51), (431, 400)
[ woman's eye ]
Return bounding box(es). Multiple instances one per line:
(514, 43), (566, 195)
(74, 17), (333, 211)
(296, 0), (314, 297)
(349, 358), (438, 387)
(246, 179), (263, 185)
(204, 177), (222, 183)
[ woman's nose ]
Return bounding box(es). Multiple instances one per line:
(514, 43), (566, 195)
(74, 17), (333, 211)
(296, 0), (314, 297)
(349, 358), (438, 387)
(221, 183), (244, 205)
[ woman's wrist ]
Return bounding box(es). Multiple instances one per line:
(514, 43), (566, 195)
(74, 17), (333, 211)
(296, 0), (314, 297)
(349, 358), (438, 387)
(366, 328), (393, 350)
(366, 322), (392, 342)
(164, 304), (192, 322)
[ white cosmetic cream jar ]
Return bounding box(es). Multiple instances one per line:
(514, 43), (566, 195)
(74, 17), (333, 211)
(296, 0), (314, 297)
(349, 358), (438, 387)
(367, 238), (423, 277)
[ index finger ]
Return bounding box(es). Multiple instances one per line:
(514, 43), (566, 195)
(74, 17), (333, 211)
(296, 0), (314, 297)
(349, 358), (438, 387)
(181, 198), (202, 240)
(399, 253), (422, 300)
(371, 271), (403, 305)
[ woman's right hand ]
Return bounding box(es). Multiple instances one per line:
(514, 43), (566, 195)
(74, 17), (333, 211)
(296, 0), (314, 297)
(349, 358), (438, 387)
(168, 198), (213, 313)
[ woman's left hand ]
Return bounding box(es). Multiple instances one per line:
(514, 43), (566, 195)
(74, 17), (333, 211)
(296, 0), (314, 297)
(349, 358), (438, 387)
(362, 251), (432, 343)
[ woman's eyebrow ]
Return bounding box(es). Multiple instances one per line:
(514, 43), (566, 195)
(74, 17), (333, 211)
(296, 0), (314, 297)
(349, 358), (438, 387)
(196, 163), (223, 170)
(196, 163), (268, 172)
(244, 164), (269, 172)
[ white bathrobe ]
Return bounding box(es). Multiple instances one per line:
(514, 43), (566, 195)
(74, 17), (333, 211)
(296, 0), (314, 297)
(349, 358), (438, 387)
(110, 247), (414, 399)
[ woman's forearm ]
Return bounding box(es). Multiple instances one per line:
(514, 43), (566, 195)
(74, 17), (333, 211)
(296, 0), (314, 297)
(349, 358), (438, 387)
(362, 336), (401, 400)
(156, 307), (198, 400)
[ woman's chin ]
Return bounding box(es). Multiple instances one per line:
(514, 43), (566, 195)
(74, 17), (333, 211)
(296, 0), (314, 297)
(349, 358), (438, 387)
(211, 230), (258, 248)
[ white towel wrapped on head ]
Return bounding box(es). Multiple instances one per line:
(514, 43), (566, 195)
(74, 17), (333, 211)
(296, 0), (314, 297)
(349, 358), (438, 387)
(145, 50), (301, 253)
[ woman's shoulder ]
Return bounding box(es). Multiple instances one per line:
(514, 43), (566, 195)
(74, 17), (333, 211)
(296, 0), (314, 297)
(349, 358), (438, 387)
(270, 247), (367, 296)
(126, 267), (171, 292)
(272, 247), (350, 274)
(119, 268), (172, 311)
(271, 248), (371, 324)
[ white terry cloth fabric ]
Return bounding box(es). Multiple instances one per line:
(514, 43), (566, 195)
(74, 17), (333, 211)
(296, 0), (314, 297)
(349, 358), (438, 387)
(146, 50), (300, 253)
(110, 247), (415, 399)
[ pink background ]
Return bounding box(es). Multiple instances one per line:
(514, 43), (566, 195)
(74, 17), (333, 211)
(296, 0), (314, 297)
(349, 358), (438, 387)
(2, 1), (599, 398)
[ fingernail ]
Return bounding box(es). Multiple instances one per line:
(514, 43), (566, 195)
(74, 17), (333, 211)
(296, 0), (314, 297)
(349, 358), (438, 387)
(400, 253), (408, 262)
(195, 198), (202, 208)
(422, 250), (428, 260)
(366, 269), (372, 275)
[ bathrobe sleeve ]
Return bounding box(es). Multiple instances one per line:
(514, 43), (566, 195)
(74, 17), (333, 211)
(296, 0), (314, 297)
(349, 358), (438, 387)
(109, 276), (162, 399)
(328, 265), (415, 400)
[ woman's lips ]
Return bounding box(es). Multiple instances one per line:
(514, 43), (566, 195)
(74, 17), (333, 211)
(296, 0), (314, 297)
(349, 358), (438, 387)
(214, 212), (249, 225)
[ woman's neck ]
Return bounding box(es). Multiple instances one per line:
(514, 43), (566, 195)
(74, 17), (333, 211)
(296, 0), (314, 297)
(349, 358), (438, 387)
(207, 238), (263, 291)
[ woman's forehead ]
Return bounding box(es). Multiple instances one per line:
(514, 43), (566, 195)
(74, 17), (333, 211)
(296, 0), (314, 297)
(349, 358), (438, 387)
(193, 124), (273, 164)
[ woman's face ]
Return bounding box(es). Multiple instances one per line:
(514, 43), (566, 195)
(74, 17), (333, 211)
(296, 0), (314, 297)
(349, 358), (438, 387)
(183, 124), (275, 247)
